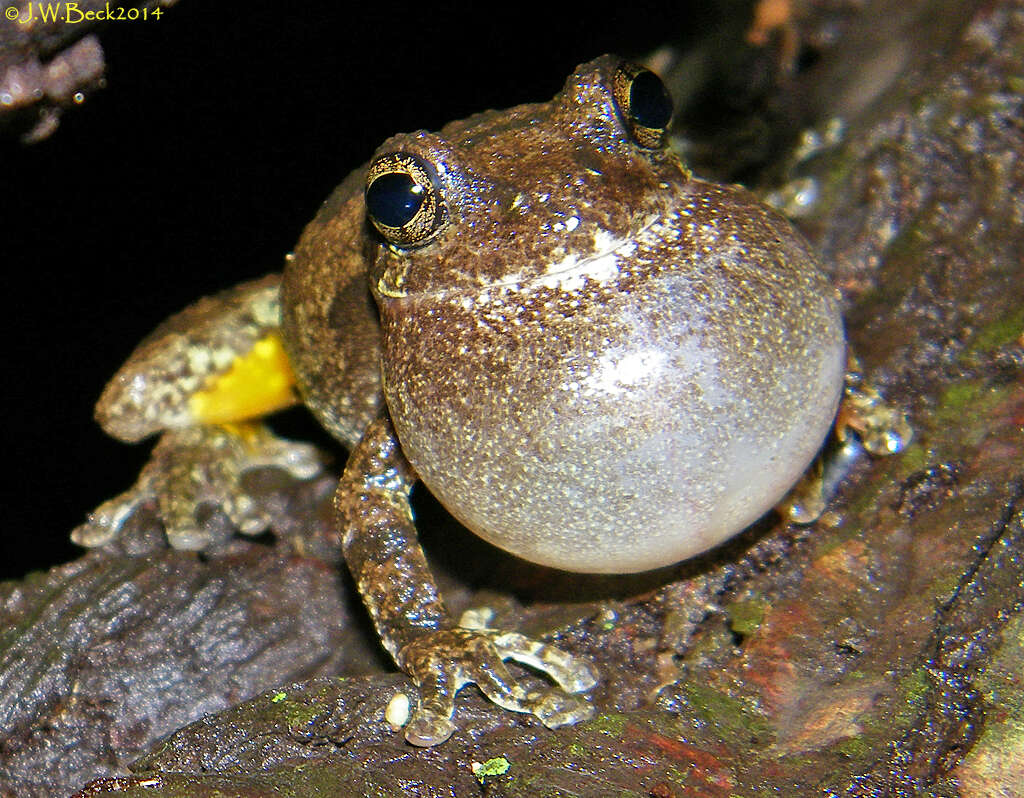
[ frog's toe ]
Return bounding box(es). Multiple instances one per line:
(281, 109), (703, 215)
(247, 434), (323, 479)
(403, 699), (459, 747)
(461, 638), (596, 731)
(840, 358), (913, 456)
(487, 630), (598, 694)
(71, 490), (145, 547)
(397, 628), (595, 746)
(527, 687), (597, 729)
(777, 458), (827, 524)
(851, 403), (913, 455)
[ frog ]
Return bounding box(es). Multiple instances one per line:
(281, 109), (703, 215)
(74, 55), (910, 746)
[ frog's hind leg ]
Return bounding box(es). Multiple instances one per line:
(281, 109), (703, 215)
(74, 423), (324, 550)
(75, 275), (327, 551)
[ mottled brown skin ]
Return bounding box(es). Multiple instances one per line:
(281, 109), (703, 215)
(280, 167), (383, 448)
(96, 275), (284, 443)
(280, 55), (845, 742)
(86, 55), (848, 746)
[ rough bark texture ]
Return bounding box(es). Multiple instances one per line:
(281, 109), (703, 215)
(0, 476), (384, 797)
(3, 0), (1023, 795)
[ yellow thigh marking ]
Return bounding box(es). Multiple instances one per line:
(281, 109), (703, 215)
(189, 332), (298, 424)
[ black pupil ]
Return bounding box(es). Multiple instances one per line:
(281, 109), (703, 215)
(366, 172), (425, 228)
(629, 70), (673, 130)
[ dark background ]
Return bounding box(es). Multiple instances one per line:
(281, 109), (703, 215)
(2, 2), (724, 578)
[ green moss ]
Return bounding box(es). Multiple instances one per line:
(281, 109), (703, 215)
(729, 599), (767, 636)
(939, 380), (984, 413)
(891, 668), (932, 729)
(663, 766), (689, 786)
(928, 570), (964, 606)
(953, 614), (1024, 782)
(832, 732), (873, 759)
(275, 697), (322, 728)
(807, 669), (932, 773)
(880, 217), (930, 270)
(965, 306), (1024, 355)
(472, 756), (511, 781)
(977, 613), (1024, 706)
(682, 682), (772, 744)
(820, 668), (932, 768)
(894, 441), (930, 474)
(829, 478), (887, 533)
(588, 711), (628, 736)
(932, 379), (1008, 442)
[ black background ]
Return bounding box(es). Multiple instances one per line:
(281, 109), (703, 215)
(3, 2), (717, 578)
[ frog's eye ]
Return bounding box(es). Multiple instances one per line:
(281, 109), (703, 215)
(612, 62), (673, 149)
(365, 152), (447, 247)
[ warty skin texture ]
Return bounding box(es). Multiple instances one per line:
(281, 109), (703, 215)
(376, 183), (845, 572)
(286, 55), (846, 573)
(87, 55), (852, 744)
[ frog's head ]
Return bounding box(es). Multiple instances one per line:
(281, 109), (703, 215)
(362, 55), (689, 302)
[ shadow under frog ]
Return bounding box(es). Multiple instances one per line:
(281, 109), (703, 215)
(75, 55), (908, 746)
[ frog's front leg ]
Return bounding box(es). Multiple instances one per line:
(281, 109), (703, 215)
(75, 275), (324, 550)
(337, 415), (597, 746)
(778, 353), (913, 524)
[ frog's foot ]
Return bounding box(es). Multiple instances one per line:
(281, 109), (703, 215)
(73, 423), (324, 550)
(838, 359), (913, 456)
(396, 628), (598, 746)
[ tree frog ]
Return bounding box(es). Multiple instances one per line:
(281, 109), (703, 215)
(75, 56), (909, 746)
